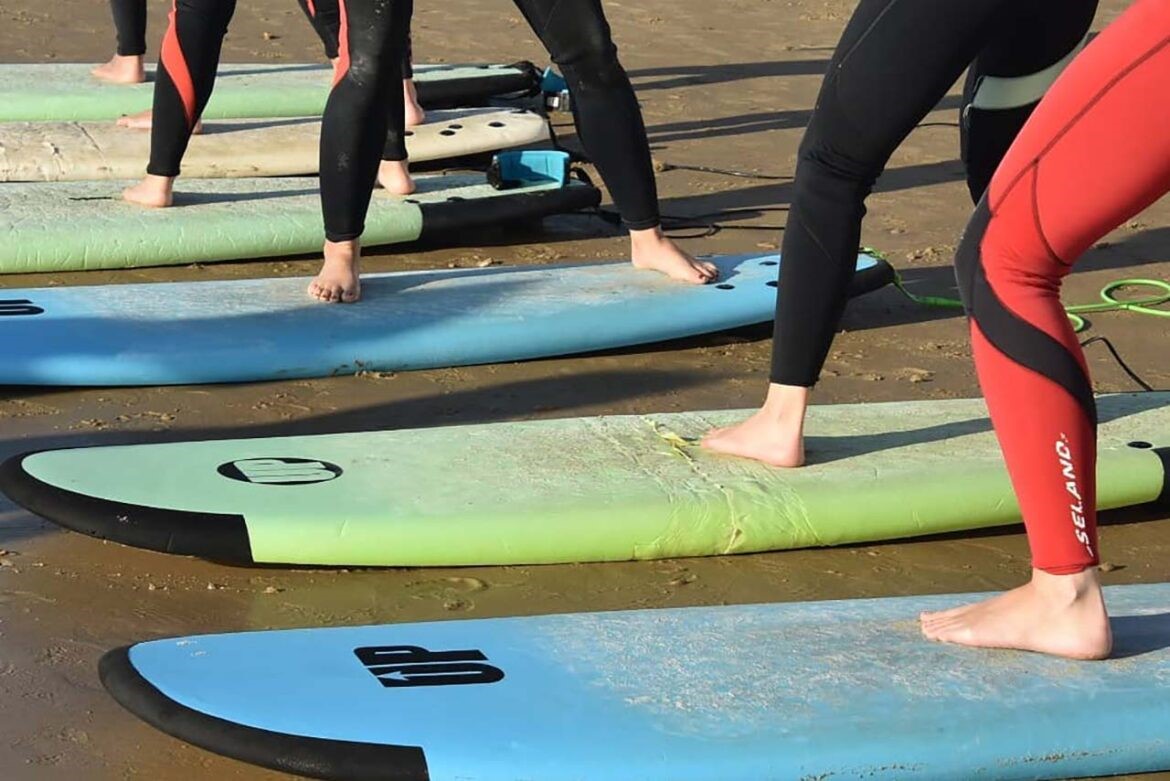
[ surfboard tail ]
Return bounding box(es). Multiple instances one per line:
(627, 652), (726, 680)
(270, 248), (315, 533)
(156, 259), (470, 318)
(99, 646), (431, 780)
(416, 178), (600, 241)
(0, 451), (255, 563)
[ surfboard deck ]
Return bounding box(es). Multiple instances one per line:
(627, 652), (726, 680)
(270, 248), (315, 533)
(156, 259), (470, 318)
(99, 582), (1170, 780)
(0, 108), (550, 181)
(0, 175), (599, 273)
(0, 62), (541, 122)
(2, 394), (1165, 566)
(0, 253), (890, 386)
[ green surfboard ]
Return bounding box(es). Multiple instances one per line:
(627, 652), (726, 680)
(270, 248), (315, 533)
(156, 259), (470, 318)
(2, 394), (1167, 567)
(0, 175), (598, 273)
(0, 62), (541, 122)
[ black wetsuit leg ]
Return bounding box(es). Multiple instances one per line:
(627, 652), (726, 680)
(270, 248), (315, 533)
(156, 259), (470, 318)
(297, 0), (412, 79)
(382, 0), (414, 161)
(768, 0), (1086, 387)
(511, 0), (659, 229)
(297, 0), (342, 60)
(319, 0), (410, 242)
(402, 19), (413, 80)
(299, 0), (413, 163)
(146, 0), (238, 177)
(960, 0), (1098, 200)
(110, 0), (149, 56)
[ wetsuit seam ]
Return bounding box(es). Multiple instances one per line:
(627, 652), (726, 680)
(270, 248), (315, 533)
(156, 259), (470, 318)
(538, 0), (564, 40)
(1030, 165), (1068, 267)
(835, 0), (903, 71)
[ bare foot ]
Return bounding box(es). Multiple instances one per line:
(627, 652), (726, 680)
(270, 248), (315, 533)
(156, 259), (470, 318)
(630, 227), (717, 284)
(122, 174), (174, 208)
(404, 79), (425, 127)
(377, 160), (416, 195)
(309, 239), (362, 303)
(921, 568), (1112, 660)
(91, 54), (146, 84)
(701, 384), (809, 467)
(116, 109), (203, 135)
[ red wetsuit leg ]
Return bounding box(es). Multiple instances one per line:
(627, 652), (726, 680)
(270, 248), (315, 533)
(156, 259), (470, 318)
(954, 0), (1170, 574)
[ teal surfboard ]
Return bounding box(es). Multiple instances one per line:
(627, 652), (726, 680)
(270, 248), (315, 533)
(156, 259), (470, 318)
(3, 394), (1166, 566)
(0, 253), (890, 386)
(0, 62), (541, 122)
(99, 583), (1170, 780)
(0, 174), (598, 273)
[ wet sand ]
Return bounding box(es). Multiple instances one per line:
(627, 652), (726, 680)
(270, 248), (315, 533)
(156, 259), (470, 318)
(2, 0), (1169, 778)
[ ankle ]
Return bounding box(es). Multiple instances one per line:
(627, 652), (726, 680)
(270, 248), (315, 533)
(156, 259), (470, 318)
(629, 226), (668, 249)
(759, 383), (810, 422)
(137, 174), (174, 191)
(324, 239), (360, 259)
(1030, 567), (1102, 604)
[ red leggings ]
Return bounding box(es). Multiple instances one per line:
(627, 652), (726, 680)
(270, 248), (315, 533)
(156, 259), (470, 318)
(955, 0), (1170, 574)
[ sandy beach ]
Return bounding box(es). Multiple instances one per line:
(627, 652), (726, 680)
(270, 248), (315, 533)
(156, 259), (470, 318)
(1, 0), (1168, 777)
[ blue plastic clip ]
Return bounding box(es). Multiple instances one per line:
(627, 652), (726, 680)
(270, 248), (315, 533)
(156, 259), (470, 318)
(541, 66), (572, 111)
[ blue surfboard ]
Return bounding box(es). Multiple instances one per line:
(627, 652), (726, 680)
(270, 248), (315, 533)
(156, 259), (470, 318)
(101, 583), (1170, 780)
(0, 253), (892, 386)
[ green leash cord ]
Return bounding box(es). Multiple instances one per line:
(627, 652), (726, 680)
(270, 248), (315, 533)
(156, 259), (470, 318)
(866, 248), (1170, 332)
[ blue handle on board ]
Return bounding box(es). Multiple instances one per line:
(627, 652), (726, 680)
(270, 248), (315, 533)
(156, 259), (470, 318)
(540, 67), (568, 94)
(488, 150), (571, 190)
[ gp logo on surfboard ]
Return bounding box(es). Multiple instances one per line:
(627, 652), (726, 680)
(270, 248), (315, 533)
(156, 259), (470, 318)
(356, 645), (505, 688)
(217, 457), (343, 485)
(0, 299), (44, 317)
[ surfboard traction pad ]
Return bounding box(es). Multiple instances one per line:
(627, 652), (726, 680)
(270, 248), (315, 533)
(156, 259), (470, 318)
(0, 393), (1165, 567)
(0, 175), (600, 273)
(0, 62), (541, 122)
(0, 107), (551, 182)
(96, 583), (1170, 781)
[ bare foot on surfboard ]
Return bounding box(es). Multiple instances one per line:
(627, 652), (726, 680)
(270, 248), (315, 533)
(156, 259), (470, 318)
(310, 240), (362, 303)
(701, 384), (808, 467)
(701, 410), (806, 467)
(122, 174), (175, 208)
(404, 78), (425, 127)
(116, 108), (204, 135)
(377, 160), (416, 195)
(92, 54), (146, 84)
(630, 227), (717, 284)
(920, 568), (1112, 660)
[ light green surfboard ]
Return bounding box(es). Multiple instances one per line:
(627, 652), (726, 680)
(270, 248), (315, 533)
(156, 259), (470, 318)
(0, 175), (598, 273)
(2, 394), (1167, 567)
(0, 62), (540, 122)
(0, 108), (550, 181)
